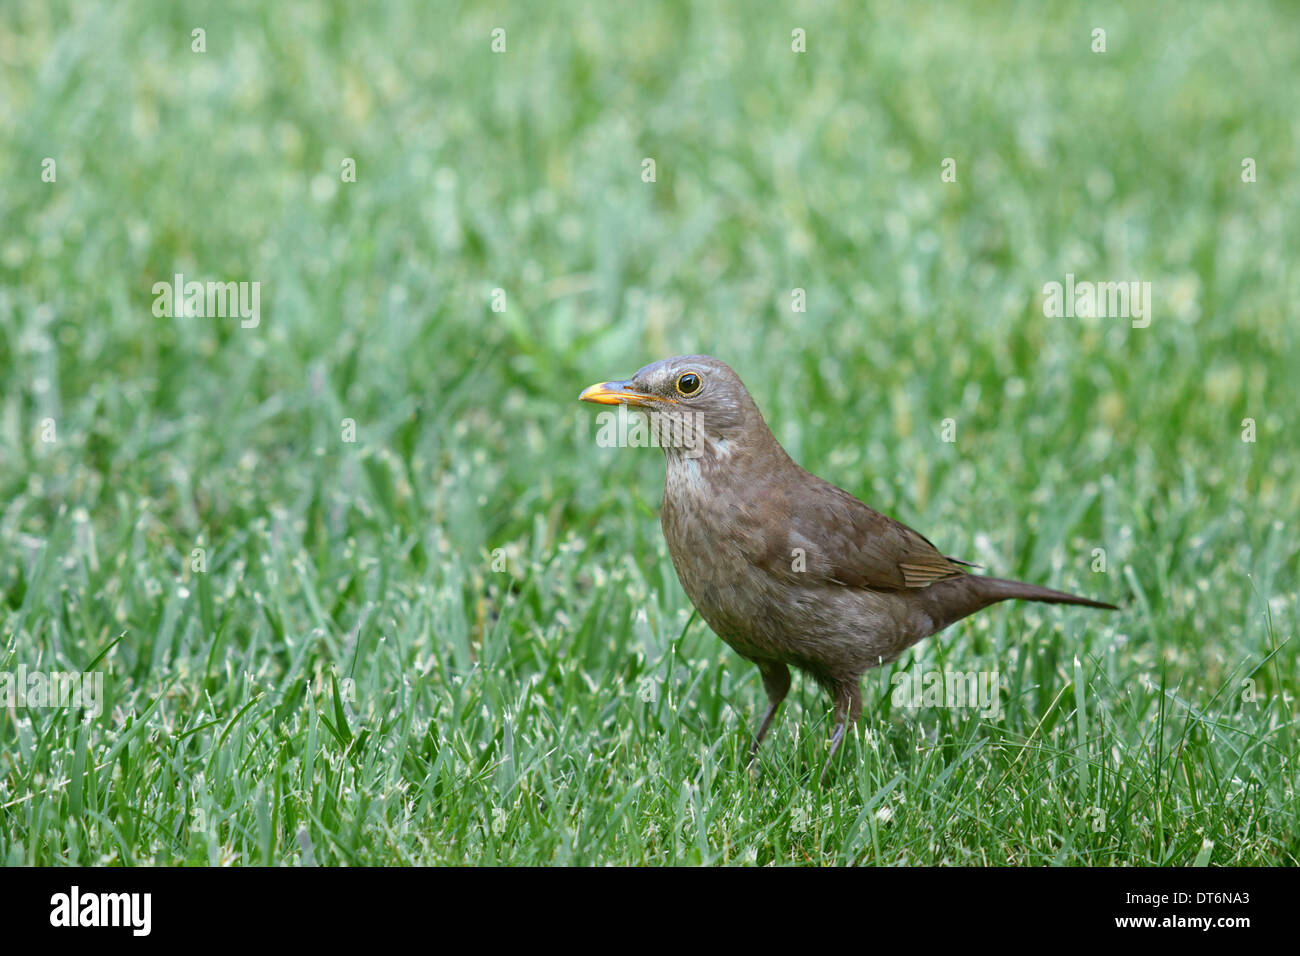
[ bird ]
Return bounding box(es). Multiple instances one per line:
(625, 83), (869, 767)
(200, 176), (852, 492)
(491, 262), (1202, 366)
(579, 354), (1117, 782)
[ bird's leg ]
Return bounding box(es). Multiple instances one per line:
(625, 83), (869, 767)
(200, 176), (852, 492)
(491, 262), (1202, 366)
(747, 663), (791, 767)
(819, 682), (863, 784)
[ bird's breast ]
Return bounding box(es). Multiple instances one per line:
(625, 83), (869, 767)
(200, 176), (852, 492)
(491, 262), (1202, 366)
(660, 457), (787, 649)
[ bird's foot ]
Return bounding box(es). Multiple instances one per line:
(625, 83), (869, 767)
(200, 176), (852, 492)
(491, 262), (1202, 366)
(819, 721), (847, 785)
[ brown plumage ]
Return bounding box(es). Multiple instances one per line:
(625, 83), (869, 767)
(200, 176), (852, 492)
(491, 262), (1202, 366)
(580, 355), (1116, 780)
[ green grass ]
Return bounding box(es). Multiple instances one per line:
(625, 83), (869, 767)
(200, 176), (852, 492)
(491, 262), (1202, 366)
(1, 0), (1297, 865)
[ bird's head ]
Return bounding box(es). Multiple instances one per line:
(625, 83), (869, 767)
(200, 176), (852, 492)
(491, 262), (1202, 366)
(579, 354), (772, 461)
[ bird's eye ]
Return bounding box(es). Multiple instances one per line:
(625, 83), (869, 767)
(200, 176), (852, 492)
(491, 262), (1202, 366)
(676, 372), (702, 396)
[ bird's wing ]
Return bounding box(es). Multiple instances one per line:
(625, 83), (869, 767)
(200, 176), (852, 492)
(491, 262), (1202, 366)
(758, 475), (969, 592)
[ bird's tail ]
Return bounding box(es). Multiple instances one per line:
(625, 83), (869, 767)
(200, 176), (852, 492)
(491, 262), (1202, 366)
(977, 576), (1117, 610)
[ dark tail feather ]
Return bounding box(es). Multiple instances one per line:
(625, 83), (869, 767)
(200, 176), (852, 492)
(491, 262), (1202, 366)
(979, 576), (1117, 610)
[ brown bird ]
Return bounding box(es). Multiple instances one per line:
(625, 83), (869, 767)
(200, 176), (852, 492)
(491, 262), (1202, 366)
(580, 355), (1116, 781)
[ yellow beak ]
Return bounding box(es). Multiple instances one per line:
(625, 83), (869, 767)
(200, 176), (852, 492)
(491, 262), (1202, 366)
(578, 380), (676, 406)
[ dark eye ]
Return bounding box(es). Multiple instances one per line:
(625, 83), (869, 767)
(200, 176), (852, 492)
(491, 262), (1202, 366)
(676, 372), (702, 396)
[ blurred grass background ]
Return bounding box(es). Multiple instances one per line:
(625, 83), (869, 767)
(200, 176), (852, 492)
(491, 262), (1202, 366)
(0, 0), (1297, 864)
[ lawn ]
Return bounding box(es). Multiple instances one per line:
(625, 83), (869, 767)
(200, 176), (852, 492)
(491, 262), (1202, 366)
(0, 0), (1297, 865)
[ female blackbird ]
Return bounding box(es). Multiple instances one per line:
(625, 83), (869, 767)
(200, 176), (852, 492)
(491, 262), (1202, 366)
(580, 355), (1115, 780)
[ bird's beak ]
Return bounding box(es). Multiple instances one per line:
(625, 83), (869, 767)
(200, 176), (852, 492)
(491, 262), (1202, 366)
(578, 380), (674, 406)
